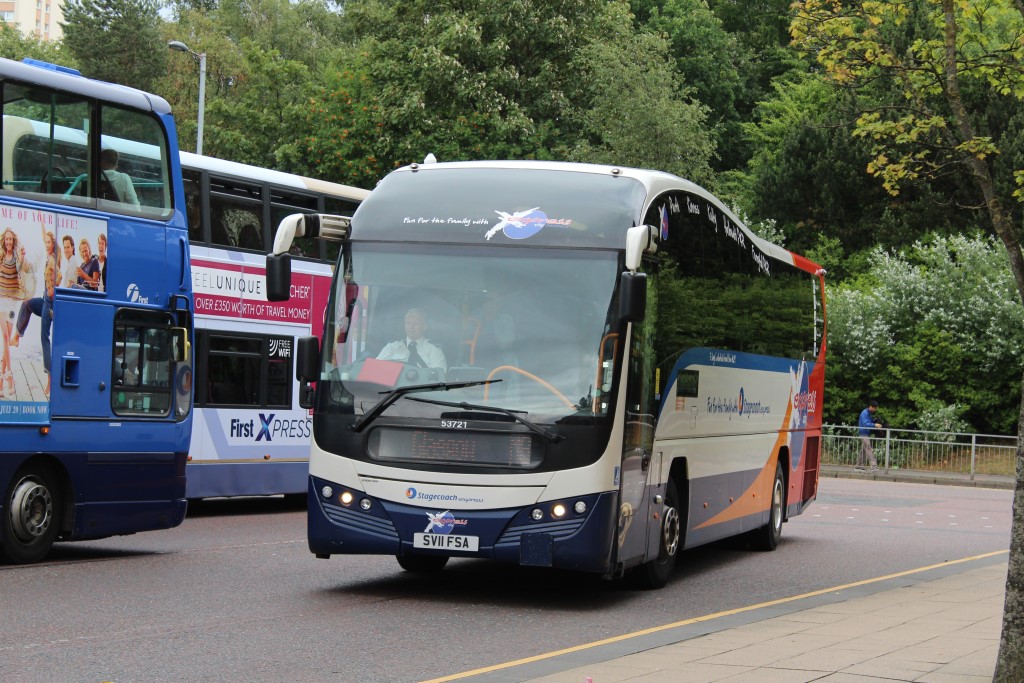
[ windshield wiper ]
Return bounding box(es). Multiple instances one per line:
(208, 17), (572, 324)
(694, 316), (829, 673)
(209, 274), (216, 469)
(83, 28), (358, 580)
(350, 379), (502, 433)
(405, 396), (563, 443)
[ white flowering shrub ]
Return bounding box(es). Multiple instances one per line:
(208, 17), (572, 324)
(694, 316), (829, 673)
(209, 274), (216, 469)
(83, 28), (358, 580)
(826, 234), (1024, 433)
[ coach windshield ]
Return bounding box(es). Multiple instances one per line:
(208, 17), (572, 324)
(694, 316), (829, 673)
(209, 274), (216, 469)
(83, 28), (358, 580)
(322, 242), (622, 429)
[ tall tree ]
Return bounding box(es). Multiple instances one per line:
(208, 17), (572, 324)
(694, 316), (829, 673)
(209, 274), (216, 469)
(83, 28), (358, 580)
(302, 0), (715, 188)
(791, 1), (1024, 677)
(61, 0), (166, 91)
(0, 24), (68, 64)
(629, 0), (744, 171)
(568, 6), (715, 185)
(739, 71), (980, 264)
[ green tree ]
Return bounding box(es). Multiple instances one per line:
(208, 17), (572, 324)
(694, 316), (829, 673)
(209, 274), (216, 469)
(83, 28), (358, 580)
(0, 24), (68, 64)
(568, 5), (715, 184)
(303, 0), (714, 188)
(629, 0), (742, 171)
(61, 0), (166, 90)
(827, 235), (1024, 434)
(204, 41), (315, 168)
(159, 4), (328, 167)
(738, 71), (980, 270)
(791, 2), (1024, 676)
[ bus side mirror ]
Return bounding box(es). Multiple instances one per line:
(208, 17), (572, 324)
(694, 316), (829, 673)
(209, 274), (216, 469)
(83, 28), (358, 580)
(619, 271), (647, 323)
(296, 335), (319, 410)
(266, 253), (292, 302)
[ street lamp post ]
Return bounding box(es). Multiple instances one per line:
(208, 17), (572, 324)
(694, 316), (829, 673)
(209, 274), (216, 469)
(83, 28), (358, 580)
(168, 40), (207, 155)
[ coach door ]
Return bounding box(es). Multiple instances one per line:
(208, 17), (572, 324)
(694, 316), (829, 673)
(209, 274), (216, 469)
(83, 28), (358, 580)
(616, 267), (661, 569)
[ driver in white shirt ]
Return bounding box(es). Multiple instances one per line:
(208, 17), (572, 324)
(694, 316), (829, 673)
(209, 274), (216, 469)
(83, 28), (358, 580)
(377, 307), (447, 371)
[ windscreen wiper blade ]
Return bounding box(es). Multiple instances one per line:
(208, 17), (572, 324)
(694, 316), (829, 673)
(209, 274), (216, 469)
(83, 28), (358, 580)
(350, 379), (502, 433)
(405, 396), (563, 443)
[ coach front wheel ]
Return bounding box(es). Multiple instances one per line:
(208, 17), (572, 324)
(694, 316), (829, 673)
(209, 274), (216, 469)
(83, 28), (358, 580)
(1, 464), (62, 564)
(632, 479), (681, 589)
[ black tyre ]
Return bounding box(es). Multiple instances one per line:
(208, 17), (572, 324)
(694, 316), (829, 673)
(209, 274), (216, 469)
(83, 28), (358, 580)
(750, 462), (784, 551)
(1, 465), (61, 564)
(632, 479), (681, 589)
(396, 554), (449, 573)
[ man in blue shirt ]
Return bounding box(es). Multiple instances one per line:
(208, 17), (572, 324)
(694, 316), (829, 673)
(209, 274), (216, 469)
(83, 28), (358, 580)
(857, 400), (882, 471)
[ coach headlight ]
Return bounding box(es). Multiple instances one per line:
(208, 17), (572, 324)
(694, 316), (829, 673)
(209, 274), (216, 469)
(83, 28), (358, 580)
(321, 486), (333, 499)
(340, 490), (354, 506)
(551, 503), (567, 519)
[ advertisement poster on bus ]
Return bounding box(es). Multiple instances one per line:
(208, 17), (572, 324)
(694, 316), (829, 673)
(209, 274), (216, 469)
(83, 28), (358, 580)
(0, 205), (106, 423)
(190, 257), (332, 339)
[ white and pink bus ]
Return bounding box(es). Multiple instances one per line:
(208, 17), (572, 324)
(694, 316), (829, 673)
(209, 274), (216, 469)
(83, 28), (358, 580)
(181, 152), (368, 499)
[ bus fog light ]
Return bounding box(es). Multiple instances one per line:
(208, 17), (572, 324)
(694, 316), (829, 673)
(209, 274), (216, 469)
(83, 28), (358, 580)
(359, 498), (372, 511)
(530, 508), (543, 521)
(574, 501), (587, 514)
(552, 503), (567, 518)
(340, 491), (354, 505)
(321, 486), (333, 499)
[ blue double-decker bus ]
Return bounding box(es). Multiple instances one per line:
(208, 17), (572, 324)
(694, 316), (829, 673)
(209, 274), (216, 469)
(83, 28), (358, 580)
(0, 58), (192, 563)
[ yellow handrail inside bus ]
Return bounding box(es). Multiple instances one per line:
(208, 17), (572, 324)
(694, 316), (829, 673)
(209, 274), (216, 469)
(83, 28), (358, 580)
(483, 365), (576, 410)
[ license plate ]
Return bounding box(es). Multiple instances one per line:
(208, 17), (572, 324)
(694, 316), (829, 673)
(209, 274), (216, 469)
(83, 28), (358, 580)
(413, 533), (479, 552)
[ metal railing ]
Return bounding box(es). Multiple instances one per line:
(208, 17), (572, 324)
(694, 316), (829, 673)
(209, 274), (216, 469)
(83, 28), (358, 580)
(822, 424), (1018, 479)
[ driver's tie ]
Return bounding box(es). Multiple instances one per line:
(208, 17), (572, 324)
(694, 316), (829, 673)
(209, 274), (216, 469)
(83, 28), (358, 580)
(407, 341), (426, 368)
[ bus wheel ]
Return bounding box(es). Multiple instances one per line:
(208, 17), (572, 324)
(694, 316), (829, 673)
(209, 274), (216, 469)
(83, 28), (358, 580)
(750, 462), (784, 551)
(1, 465), (61, 564)
(633, 479), (681, 589)
(396, 554), (449, 573)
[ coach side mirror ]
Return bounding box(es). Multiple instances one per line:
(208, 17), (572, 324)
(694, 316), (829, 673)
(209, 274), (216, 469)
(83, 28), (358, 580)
(619, 271), (647, 323)
(296, 336), (319, 409)
(266, 253), (292, 302)
(297, 336), (319, 382)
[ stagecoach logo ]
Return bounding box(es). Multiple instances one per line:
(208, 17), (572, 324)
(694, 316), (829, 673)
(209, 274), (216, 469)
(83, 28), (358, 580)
(423, 510), (469, 535)
(484, 207), (572, 241)
(405, 487), (484, 504)
(708, 388), (771, 418)
(126, 282), (149, 304)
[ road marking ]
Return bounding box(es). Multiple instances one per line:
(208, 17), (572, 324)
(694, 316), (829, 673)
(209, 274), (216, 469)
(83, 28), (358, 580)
(419, 549), (1009, 683)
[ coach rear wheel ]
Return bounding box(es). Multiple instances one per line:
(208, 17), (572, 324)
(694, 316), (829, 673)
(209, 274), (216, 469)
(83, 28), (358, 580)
(633, 479), (681, 589)
(396, 554), (449, 574)
(1, 465), (61, 564)
(750, 462), (784, 551)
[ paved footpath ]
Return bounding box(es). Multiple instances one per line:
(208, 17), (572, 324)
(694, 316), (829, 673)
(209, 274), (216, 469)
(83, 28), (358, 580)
(439, 556), (1007, 683)
(425, 469), (1013, 683)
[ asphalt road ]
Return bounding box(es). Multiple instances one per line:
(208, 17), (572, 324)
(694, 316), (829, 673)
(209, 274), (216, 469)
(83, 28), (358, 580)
(0, 478), (1012, 683)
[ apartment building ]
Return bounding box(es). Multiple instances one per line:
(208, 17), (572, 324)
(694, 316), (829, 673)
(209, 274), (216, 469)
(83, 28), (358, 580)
(1, 0), (64, 41)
